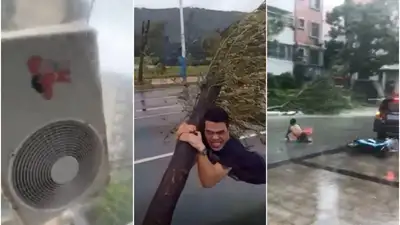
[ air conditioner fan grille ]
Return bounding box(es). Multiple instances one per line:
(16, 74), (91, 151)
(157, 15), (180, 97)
(10, 120), (103, 210)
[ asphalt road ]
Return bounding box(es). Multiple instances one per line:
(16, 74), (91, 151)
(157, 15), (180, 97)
(134, 86), (378, 225)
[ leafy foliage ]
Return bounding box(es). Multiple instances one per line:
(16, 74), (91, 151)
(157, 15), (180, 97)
(179, 2), (266, 139)
(267, 8), (285, 39)
(267, 73), (297, 90)
(323, 40), (345, 70)
(88, 176), (133, 225)
(268, 76), (352, 114)
(202, 30), (223, 57)
(325, 0), (399, 78)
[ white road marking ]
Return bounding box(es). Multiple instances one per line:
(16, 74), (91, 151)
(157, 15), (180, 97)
(134, 131), (266, 164)
(134, 152), (174, 164)
(134, 111), (183, 120)
(135, 105), (181, 112)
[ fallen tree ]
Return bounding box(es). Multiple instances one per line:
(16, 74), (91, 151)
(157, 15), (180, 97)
(268, 76), (353, 114)
(142, 2), (266, 225)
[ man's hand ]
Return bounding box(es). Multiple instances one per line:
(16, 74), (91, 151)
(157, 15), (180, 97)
(176, 122), (196, 139)
(179, 131), (205, 152)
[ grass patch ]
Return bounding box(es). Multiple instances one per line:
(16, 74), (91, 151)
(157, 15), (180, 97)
(134, 65), (209, 79)
(134, 80), (198, 90)
(86, 178), (133, 225)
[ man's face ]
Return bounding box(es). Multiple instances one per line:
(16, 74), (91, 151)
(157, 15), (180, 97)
(204, 121), (229, 151)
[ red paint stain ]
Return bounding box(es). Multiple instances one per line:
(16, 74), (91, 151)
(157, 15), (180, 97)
(27, 55), (71, 100)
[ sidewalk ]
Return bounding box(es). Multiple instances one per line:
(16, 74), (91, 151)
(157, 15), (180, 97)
(268, 151), (398, 225)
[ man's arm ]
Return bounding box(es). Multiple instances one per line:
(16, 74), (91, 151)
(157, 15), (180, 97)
(196, 153), (230, 188)
(178, 131), (230, 188)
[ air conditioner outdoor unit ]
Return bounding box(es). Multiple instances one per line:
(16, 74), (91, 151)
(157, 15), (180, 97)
(1, 23), (110, 225)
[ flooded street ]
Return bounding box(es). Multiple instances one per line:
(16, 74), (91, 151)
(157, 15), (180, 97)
(268, 149), (399, 225)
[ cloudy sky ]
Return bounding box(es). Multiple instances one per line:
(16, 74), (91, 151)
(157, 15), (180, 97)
(325, 0), (344, 12)
(323, 0), (344, 39)
(134, 0), (264, 12)
(90, 0), (134, 75)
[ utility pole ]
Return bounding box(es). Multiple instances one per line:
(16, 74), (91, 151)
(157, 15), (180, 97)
(179, 0), (187, 83)
(138, 20), (150, 84)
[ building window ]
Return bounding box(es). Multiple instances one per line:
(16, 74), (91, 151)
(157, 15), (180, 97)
(286, 46), (293, 61)
(294, 47), (306, 62)
(310, 0), (321, 10)
(268, 41), (293, 61)
(278, 45), (286, 58)
(297, 18), (305, 29)
(267, 41), (278, 57)
(298, 48), (305, 57)
(309, 49), (320, 65)
(310, 22), (320, 38)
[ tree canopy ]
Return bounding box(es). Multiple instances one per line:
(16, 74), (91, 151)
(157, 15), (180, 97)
(325, 0), (399, 78)
(267, 7), (285, 40)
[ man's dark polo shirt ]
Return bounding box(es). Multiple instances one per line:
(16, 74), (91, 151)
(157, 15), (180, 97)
(205, 137), (266, 184)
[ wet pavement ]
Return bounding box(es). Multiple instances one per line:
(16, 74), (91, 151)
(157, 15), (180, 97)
(268, 151), (399, 225)
(133, 86), (396, 225)
(267, 109), (399, 225)
(267, 114), (376, 165)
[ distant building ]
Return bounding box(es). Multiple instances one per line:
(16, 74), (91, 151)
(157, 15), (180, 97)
(267, 0), (295, 75)
(267, 0), (325, 76)
(294, 0), (324, 76)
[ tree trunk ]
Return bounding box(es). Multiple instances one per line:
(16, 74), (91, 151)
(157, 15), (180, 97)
(138, 20), (150, 84)
(142, 80), (222, 225)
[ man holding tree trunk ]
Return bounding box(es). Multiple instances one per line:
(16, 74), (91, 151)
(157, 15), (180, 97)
(176, 106), (266, 188)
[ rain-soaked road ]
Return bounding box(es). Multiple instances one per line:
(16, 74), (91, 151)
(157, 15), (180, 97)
(134, 86), (398, 225)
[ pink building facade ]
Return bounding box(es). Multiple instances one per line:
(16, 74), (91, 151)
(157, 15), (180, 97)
(294, 0), (324, 73)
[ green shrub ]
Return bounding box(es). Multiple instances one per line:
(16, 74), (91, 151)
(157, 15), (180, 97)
(277, 72), (297, 89)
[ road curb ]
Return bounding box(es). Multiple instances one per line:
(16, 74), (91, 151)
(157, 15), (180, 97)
(267, 147), (346, 170)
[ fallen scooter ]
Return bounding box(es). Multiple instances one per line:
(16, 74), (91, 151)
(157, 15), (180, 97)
(347, 138), (398, 158)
